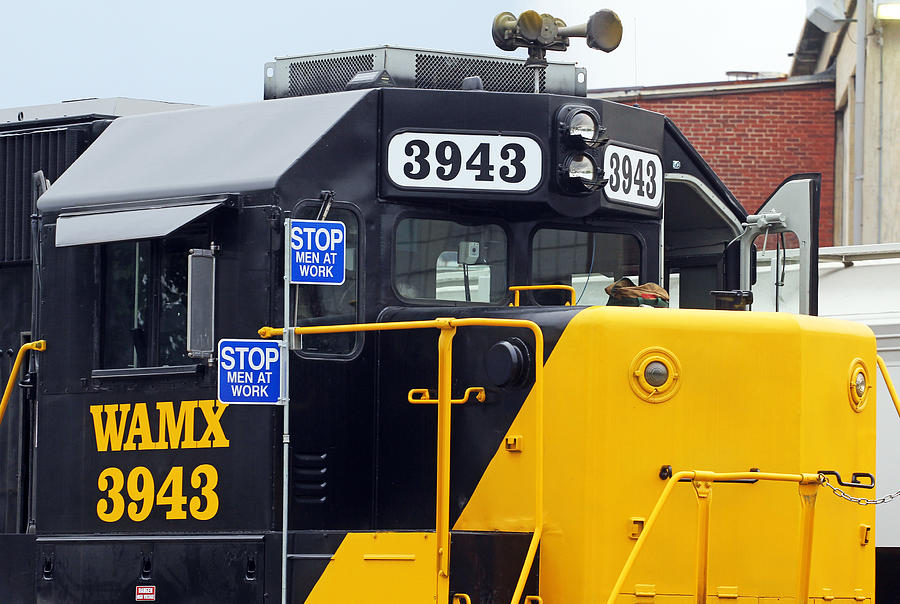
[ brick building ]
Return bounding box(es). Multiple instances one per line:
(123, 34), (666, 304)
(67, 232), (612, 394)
(591, 74), (836, 246)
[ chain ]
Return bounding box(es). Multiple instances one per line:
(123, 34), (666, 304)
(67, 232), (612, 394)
(819, 474), (900, 505)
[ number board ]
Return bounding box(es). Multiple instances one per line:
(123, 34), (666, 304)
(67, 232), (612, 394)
(387, 131), (543, 192)
(603, 144), (664, 209)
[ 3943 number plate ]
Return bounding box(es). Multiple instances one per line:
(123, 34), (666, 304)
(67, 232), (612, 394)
(603, 144), (663, 209)
(387, 132), (543, 192)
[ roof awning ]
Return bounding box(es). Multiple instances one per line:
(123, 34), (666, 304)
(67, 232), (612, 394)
(55, 199), (222, 247)
(36, 90), (370, 214)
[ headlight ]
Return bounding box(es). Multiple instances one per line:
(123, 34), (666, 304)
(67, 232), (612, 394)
(561, 153), (602, 192)
(554, 104), (607, 197)
(567, 111), (601, 147)
(558, 105), (605, 149)
(567, 154), (596, 180)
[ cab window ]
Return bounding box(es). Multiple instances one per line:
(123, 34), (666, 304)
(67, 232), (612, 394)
(531, 228), (641, 305)
(291, 206), (360, 355)
(394, 218), (507, 304)
(101, 224), (207, 369)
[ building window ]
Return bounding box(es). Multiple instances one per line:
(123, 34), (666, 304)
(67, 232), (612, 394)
(101, 224), (208, 368)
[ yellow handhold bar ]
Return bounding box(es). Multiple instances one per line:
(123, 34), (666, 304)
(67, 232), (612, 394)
(508, 285), (577, 307)
(605, 470), (821, 604)
(876, 355), (900, 420)
(0, 340), (46, 429)
(260, 319), (544, 604)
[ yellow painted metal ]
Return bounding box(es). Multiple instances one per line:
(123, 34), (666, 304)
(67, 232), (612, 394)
(693, 477), (712, 604)
(0, 340), (46, 429)
(605, 470), (823, 604)
(509, 284), (576, 306)
(408, 387), (485, 404)
(858, 524), (871, 546)
(258, 319), (454, 339)
(259, 317), (545, 604)
(876, 354), (900, 419)
(605, 470), (692, 604)
(453, 595), (472, 604)
(304, 532), (436, 603)
(454, 307), (875, 603)
(435, 324), (455, 600)
(797, 481), (819, 604)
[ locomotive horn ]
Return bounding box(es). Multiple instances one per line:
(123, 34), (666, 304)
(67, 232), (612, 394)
(492, 12), (519, 51)
(558, 9), (623, 52)
(492, 9), (623, 65)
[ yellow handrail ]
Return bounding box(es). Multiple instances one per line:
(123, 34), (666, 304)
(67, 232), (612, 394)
(0, 340), (46, 429)
(876, 355), (900, 420)
(605, 470), (821, 604)
(509, 285), (577, 307)
(260, 319), (544, 604)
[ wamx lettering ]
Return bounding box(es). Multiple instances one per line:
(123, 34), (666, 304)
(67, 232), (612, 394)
(290, 219), (346, 285)
(217, 339), (282, 404)
(89, 400), (229, 452)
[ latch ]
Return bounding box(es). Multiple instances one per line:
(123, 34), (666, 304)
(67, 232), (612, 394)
(505, 435), (523, 452)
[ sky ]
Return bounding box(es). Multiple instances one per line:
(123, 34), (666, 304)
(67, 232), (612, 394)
(1, 0), (808, 109)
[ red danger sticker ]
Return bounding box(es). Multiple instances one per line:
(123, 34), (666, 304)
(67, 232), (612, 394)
(136, 585), (156, 601)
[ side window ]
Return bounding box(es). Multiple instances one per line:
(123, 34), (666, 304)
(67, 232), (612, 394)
(100, 224), (208, 368)
(531, 228), (641, 305)
(750, 231), (802, 313)
(291, 207), (359, 355)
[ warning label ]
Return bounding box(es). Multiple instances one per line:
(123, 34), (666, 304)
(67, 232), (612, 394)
(289, 219), (346, 285)
(217, 339), (282, 405)
(136, 585), (156, 601)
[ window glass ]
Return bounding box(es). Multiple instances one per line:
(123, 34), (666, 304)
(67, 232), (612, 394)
(102, 241), (150, 368)
(101, 225), (208, 368)
(531, 229), (641, 305)
(291, 207), (359, 355)
(395, 218), (507, 304)
(159, 228), (207, 365)
(751, 231), (801, 313)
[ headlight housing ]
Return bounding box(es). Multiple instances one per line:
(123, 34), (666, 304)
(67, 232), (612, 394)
(558, 105), (605, 149)
(559, 152), (603, 193)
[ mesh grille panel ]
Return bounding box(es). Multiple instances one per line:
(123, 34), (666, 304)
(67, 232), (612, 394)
(0, 127), (86, 263)
(415, 53), (545, 93)
(288, 54), (375, 96)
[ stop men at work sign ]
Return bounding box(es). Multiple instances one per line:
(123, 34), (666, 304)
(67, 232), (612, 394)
(217, 339), (282, 405)
(290, 219), (345, 285)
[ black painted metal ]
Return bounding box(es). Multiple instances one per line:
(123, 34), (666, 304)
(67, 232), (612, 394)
(0, 119), (99, 541)
(877, 547), (900, 602)
(449, 531), (539, 604)
(35, 538), (265, 603)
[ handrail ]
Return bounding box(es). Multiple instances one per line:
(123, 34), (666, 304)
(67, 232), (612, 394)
(260, 319), (544, 604)
(0, 340), (46, 429)
(605, 470), (821, 604)
(508, 285), (576, 307)
(408, 387), (486, 404)
(876, 355), (900, 420)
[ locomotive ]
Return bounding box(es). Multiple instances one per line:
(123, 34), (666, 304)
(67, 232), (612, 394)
(0, 9), (886, 603)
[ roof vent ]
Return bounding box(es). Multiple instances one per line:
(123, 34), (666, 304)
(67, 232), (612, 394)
(263, 46), (587, 99)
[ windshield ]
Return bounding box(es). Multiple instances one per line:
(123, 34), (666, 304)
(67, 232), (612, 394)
(394, 218), (507, 304)
(531, 228), (641, 305)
